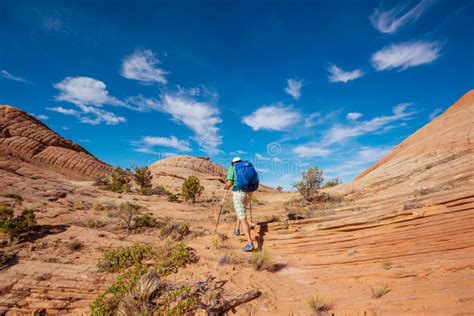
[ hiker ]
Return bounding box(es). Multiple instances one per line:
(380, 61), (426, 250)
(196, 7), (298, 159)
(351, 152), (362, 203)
(224, 157), (259, 252)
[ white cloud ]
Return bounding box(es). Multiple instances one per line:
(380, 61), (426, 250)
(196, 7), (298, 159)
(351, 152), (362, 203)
(54, 76), (123, 107)
(327, 65), (364, 83)
(46, 106), (80, 116)
(125, 95), (161, 112)
(243, 103), (301, 131)
(284, 78), (303, 100)
(141, 135), (191, 151)
(159, 93), (222, 154)
(121, 49), (168, 84)
(322, 103), (414, 145)
(347, 112), (362, 120)
(1, 70), (30, 83)
(293, 146), (331, 158)
(429, 108), (443, 120)
(76, 105), (126, 125)
(370, 0), (431, 34)
(371, 41), (441, 71)
(33, 114), (49, 121)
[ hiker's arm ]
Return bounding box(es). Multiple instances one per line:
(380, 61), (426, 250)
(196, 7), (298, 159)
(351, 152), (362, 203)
(224, 180), (233, 190)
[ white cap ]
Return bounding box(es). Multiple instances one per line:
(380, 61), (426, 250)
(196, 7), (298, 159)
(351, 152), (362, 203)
(232, 157), (241, 163)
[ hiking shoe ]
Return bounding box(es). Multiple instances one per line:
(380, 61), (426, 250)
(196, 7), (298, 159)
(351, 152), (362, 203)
(233, 228), (240, 236)
(241, 242), (255, 252)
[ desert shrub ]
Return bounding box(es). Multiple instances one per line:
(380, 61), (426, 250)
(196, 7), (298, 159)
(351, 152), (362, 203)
(152, 185), (170, 196)
(371, 284), (390, 298)
(116, 270), (161, 315)
(108, 167), (132, 193)
(249, 249), (274, 271)
(3, 193), (23, 205)
(181, 176), (204, 203)
(293, 167), (324, 202)
(85, 218), (107, 229)
(94, 177), (110, 188)
(68, 240), (84, 252)
(276, 186), (283, 192)
(132, 165), (153, 195)
(313, 192), (345, 204)
(134, 214), (162, 229)
(308, 295), (332, 314)
(176, 223), (190, 236)
(322, 177), (341, 188)
(117, 202), (141, 230)
(98, 244), (153, 273)
(160, 224), (175, 238)
(210, 235), (220, 249)
(155, 240), (196, 275)
(167, 193), (178, 202)
(218, 252), (240, 265)
(0, 207), (36, 243)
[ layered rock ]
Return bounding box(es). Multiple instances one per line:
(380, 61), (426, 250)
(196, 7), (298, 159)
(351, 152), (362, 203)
(0, 105), (111, 179)
(149, 155), (227, 195)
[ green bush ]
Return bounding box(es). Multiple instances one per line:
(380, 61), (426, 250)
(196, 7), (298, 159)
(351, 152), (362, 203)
(134, 213), (162, 228)
(155, 241), (196, 275)
(322, 177), (341, 188)
(97, 244), (153, 273)
(117, 202), (141, 230)
(249, 249), (274, 271)
(293, 167), (324, 202)
(181, 176), (204, 203)
(132, 165), (153, 194)
(107, 167), (132, 193)
(0, 206), (36, 243)
(167, 193), (178, 202)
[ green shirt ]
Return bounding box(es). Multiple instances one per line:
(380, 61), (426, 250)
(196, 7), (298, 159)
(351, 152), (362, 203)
(226, 166), (238, 190)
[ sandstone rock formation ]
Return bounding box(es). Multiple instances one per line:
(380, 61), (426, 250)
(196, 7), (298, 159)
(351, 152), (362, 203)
(0, 105), (111, 180)
(149, 155), (227, 195)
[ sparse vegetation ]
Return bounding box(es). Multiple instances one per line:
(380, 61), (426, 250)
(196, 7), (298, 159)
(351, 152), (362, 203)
(381, 258), (393, 270)
(68, 240), (84, 252)
(249, 249), (274, 271)
(181, 176), (204, 203)
(117, 202), (141, 230)
(107, 167), (132, 193)
(155, 240), (196, 275)
(152, 185), (171, 196)
(210, 235), (220, 249)
(0, 204), (36, 244)
(97, 244), (153, 273)
(308, 294), (332, 314)
(85, 218), (107, 229)
(293, 167), (324, 202)
(218, 252), (240, 265)
(371, 284), (390, 299)
(167, 193), (179, 202)
(176, 223), (190, 236)
(322, 177), (341, 188)
(133, 213), (162, 229)
(132, 165), (153, 195)
(276, 186), (283, 192)
(414, 182), (458, 197)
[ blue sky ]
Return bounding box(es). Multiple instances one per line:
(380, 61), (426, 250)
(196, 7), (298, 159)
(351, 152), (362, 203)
(1, 0), (473, 189)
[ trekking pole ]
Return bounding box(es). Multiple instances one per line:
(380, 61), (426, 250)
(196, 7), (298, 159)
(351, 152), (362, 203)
(215, 189), (228, 232)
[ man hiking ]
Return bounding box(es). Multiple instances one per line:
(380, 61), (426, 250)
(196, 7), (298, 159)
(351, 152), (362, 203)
(224, 157), (259, 252)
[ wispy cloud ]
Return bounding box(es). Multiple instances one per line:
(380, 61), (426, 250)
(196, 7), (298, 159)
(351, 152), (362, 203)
(293, 146), (331, 158)
(1, 70), (30, 83)
(429, 108), (443, 120)
(32, 114), (49, 121)
(242, 103), (301, 131)
(121, 49), (168, 85)
(140, 135), (191, 152)
(284, 78), (303, 100)
(159, 93), (222, 154)
(322, 103), (415, 145)
(371, 41), (442, 71)
(54, 76), (123, 107)
(347, 112), (362, 120)
(327, 64), (364, 83)
(370, 0), (431, 34)
(52, 76), (126, 125)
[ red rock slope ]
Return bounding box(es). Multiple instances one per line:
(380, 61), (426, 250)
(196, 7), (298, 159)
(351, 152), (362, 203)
(0, 105), (111, 179)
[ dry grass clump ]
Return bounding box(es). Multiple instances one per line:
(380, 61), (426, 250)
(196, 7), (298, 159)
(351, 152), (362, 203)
(308, 294), (332, 314)
(218, 252), (241, 265)
(116, 271), (161, 315)
(68, 240), (84, 252)
(249, 249), (274, 271)
(371, 284), (390, 298)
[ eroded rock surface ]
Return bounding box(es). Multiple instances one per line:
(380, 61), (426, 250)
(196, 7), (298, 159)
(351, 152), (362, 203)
(0, 105), (111, 179)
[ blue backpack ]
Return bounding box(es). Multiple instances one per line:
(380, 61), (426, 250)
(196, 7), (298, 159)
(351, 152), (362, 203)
(234, 160), (259, 192)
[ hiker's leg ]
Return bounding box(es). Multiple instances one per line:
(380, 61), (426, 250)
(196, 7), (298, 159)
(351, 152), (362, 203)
(235, 218), (240, 230)
(240, 217), (253, 244)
